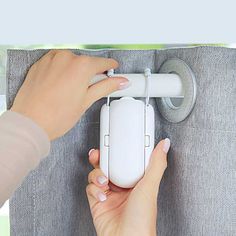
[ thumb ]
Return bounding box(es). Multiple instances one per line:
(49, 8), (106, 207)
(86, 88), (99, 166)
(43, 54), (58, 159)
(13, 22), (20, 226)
(86, 77), (130, 107)
(137, 138), (170, 196)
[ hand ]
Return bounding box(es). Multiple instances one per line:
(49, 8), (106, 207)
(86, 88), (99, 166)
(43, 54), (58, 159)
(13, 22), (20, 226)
(86, 139), (170, 236)
(11, 50), (129, 140)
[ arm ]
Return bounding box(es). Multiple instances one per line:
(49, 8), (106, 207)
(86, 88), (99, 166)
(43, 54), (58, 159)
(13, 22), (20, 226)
(0, 111), (50, 207)
(0, 50), (129, 207)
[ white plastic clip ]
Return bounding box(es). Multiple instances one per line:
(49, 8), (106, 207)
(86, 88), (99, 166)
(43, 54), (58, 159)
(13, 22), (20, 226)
(107, 68), (114, 77)
(106, 69), (114, 106)
(144, 68), (151, 106)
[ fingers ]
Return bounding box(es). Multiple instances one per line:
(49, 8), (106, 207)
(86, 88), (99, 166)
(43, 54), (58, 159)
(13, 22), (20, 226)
(112, 141), (169, 229)
(86, 183), (109, 206)
(84, 56), (119, 75)
(85, 77), (130, 107)
(88, 168), (108, 186)
(71, 54), (120, 79)
(86, 167), (110, 206)
(88, 149), (100, 168)
(45, 49), (61, 59)
(137, 138), (170, 195)
(36, 49), (61, 64)
(38, 50), (120, 76)
(87, 149), (126, 193)
(36, 50), (120, 74)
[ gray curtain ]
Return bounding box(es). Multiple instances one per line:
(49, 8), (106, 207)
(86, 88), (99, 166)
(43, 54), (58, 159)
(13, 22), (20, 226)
(7, 47), (236, 236)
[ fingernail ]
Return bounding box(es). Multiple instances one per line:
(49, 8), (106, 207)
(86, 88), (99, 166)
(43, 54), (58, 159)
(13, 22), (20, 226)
(163, 138), (170, 153)
(97, 176), (107, 185)
(88, 149), (95, 156)
(98, 192), (107, 202)
(119, 80), (131, 90)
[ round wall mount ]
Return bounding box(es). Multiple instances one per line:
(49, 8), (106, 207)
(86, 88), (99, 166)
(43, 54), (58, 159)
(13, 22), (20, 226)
(156, 58), (197, 123)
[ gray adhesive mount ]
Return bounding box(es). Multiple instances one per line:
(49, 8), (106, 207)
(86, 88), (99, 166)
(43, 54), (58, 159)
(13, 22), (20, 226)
(156, 58), (197, 123)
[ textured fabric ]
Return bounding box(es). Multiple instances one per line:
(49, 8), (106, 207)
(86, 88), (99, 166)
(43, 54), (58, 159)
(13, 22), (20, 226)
(7, 47), (236, 236)
(0, 111), (50, 207)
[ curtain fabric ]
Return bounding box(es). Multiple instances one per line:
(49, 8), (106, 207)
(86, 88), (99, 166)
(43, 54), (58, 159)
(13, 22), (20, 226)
(7, 47), (236, 236)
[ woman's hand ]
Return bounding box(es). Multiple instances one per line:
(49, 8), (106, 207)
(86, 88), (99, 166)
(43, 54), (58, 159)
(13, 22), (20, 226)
(11, 50), (129, 140)
(86, 139), (170, 236)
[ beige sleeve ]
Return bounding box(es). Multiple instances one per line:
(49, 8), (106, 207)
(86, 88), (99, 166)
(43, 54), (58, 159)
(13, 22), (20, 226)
(0, 111), (50, 207)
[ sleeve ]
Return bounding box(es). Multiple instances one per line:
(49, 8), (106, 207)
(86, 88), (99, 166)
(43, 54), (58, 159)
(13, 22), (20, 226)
(0, 111), (50, 207)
